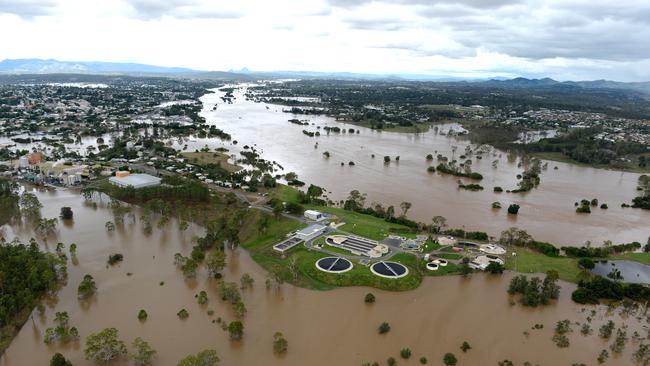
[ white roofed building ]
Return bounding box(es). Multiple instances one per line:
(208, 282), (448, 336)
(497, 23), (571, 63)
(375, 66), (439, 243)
(109, 173), (161, 189)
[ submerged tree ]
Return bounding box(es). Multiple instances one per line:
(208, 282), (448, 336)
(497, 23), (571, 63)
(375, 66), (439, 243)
(177, 349), (220, 366)
(78, 274), (97, 299)
(273, 332), (288, 354)
(50, 353), (72, 366)
(84, 328), (127, 363)
(44, 311), (79, 344)
(228, 321), (244, 341)
(130, 337), (157, 365)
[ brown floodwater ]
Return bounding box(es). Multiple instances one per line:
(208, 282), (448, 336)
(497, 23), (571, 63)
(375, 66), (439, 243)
(170, 85), (650, 246)
(0, 188), (645, 365)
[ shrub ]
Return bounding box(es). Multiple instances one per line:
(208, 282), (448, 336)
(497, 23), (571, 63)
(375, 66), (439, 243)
(400, 348), (411, 359)
(443, 353), (458, 366)
(59, 207), (73, 220)
(273, 332), (288, 354)
(177, 309), (189, 319)
(108, 253), (124, 265)
(578, 258), (595, 269)
(228, 321), (244, 340)
(137, 309), (148, 321)
(50, 353), (72, 366)
(365, 293), (376, 303)
(378, 322), (391, 334)
(507, 204), (520, 215)
(485, 262), (504, 274)
(78, 274), (96, 299)
(461, 341), (471, 352)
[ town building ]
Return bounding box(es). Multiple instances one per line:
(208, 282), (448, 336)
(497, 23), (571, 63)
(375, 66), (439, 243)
(304, 209), (326, 221)
(295, 224), (327, 241)
(109, 173), (161, 189)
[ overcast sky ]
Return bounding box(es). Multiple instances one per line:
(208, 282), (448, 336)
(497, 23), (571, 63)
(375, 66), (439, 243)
(1, 0), (649, 81)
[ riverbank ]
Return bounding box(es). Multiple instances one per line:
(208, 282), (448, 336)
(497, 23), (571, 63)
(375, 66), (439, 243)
(532, 152), (650, 174)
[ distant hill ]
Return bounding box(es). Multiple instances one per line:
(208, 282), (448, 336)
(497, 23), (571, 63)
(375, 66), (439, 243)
(0, 58), (198, 75)
(1, 58), (649, 94)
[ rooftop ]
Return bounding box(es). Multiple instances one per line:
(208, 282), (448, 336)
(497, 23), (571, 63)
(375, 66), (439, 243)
(296, 224), (327, 237)
(109, 173), (161, 188)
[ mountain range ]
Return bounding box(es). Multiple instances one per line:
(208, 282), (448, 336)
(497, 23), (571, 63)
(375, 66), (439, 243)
(2, 58), (650, 94)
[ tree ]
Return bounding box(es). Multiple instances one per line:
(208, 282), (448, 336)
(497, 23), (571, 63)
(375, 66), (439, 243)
(430, 216), (447, 233)
(78, 274), (97, 299)
(206, 249), (226, 278)
(50, 353), (72, 366)
(273, 332), (288, 354)
(218, 282), (241, 304)
(400, 348), (412, 359)
(443, 353), (458, 366)
(84, 328), (127, 362)
(386, 206), (395, 219)
(138, 309), (148, 321)
(44, 311), (79, 344)
(240, 273), (254, 290)
(130, 337), (157, 365)
(35, 217), (58, 238)
(460, 341), (471, 352)
(177, 350), (220, 366)
(288, 255), (299, 280)
(378, 322), (391, 334)
(196, 291), (208, 305)
(460, 257), (472, 277)
(578, 258), (595, 269)
(179, 221), (189, 232)
(485, 262), (504, 274)
(507, 204), (520, 215)
(177, 309), (189, 319)
(228, 321), (244, 340)
(306, 184), (324, 201)
(105, 221), (116, 232)
(399, 201), (412, 217)
(20, 192), (42, 218)
(60, 207), (73, 220)
(364, 293), (376, 303)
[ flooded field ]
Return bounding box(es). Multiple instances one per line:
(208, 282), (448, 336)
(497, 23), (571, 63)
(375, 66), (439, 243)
(1, 188), (645, 365)
(167, 85), (650, 246)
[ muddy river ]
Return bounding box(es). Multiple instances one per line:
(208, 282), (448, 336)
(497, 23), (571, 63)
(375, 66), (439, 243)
(1, 188), (644, 365)
(168, 85), (650, 246)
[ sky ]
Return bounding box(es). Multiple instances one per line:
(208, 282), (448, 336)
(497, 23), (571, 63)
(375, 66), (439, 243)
(1, 0), (650, 81)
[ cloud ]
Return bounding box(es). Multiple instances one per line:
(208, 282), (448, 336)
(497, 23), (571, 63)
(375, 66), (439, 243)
(327, 0), (524, 9)
(125, 0), (242, 19)
(1, 0), (650, 81)
(0, 0), (57, 17)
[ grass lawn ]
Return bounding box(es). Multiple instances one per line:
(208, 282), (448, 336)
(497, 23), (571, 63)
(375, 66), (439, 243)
(436, 253), (463, 260)
(424, 262), (461, 277)
(422, 240), (442, 253)
(241, 214), (305, 252)
(506, 249), (582, 283)
(270, 184), (413, 241)
(253, 247), (423, 291)
(612, 252), (650, 265)
(240, 212), (422, 291)
(309, 206), (411, 241)
(182, 151), (242, 173)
